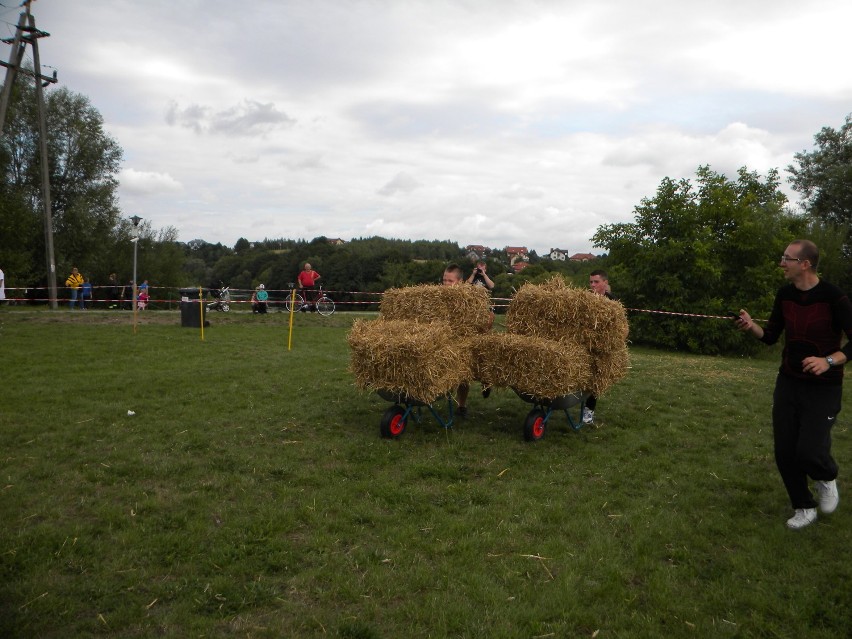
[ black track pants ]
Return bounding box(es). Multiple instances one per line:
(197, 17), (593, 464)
(772, 374), (842, 509)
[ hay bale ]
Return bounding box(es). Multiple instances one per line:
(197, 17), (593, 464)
(470, 333), (593, 399)
(348, 319), (472, 404)
(380, 284), (492, 337)
(588, 343), (630, 397)
(506, 276), (628, 353)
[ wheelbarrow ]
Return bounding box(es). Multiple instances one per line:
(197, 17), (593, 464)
(513, 388), (586, 441)
(376, 389), (457, 439)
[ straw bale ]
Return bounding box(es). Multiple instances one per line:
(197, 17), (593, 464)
(506, 276), (628, 353)
(588, 343), (631, 397)
(470, 333), (593, 399)
(348, 319), (472, 404)
(380, 284), (492, 337)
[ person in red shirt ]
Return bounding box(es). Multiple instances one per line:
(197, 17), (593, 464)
(297, 263), (321, 309)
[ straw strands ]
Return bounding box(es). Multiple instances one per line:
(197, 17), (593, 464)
(588, 343), (630, 396)
(380, 284), (493, 338)
(348, 319), (473, 404)
(471, 333), (593, 399)
(506, 276), (629, 353)
(348, 275), (629, 407)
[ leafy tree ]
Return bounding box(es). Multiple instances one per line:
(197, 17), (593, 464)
(1, 80), (122, 288)
(788, 113), (852, 289)
(593, 166), (800, 354)
(789, 114), (852, 226)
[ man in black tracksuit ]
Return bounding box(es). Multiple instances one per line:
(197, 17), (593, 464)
(736, 239), (852, 529)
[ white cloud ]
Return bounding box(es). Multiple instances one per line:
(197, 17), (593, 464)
(165, 100), (295, 135)
(378, 172), (422, 196)
(119, 168), (182, 194)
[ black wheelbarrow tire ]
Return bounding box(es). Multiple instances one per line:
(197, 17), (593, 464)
(523, 409), (546, 441)
(380, 405), (407, 439)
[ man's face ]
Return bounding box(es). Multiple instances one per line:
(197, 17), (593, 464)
(304, 264), (311, 270)
(589, 274), (608, 295)
(780, 244), (806, 280)
(443, 271), (461, 286)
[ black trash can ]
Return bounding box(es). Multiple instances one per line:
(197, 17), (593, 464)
(179, 287), (206, 327)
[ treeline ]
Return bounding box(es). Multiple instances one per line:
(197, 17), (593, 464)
(3, 75), (851, 356)
(179, 234), (594, 306)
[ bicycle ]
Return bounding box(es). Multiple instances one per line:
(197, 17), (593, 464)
(283, 283), (335, 316)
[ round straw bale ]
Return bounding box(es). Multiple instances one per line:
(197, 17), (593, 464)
(348, 318), (473, 404)
(380, 284), (492, 337)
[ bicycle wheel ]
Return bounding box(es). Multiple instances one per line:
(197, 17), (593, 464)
(284, 293), (305, 313)
(315, 295), (335, 316)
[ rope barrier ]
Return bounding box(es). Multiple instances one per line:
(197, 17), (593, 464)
(0, 286), (765, 321)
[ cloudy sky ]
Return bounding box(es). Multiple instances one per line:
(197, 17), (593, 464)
(6, 0), (851, 254)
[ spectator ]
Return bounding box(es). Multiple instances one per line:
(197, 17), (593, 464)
(65, 267), (84, 309)
(0, 266), (5, 305)
(121, 279), (134, 310)
(137, 281), (150, 310)
(252, 284), (269, 314)
(106, 273), (120, 309)
(466, 261), (494, 290)
(80, 277), (94, 310)
(297, 263), (321, 310)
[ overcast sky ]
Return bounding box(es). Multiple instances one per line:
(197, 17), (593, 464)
(5, 0), (851, 254)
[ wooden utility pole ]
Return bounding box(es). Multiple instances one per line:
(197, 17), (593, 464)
(0, 1), (59, 308)
(0, 11), (28, 133)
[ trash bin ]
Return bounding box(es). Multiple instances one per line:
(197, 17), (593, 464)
(179, 287), (206, 328)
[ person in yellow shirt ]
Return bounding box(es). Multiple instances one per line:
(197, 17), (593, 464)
(65, 267), (84, 309)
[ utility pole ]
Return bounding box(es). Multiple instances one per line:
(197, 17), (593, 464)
(0, 0), (59, 308)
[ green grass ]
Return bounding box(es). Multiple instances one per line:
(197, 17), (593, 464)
(1, 308), (851, 638)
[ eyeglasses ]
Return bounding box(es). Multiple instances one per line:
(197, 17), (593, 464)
(780, 255), (804, 263)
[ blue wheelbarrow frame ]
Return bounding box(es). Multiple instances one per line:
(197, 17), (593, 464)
(376, 389), (456, 438)
(513, 389), (586, 441)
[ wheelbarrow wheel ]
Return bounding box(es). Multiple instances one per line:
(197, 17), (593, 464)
(523, 409), (546, 441)
(380, 405), (407, 439)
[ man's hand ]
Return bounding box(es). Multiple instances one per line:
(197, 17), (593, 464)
(802, 356), (831, 376)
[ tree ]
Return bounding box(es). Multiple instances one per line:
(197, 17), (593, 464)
(789, 114), (852, 227)
(1, 80), (123, 287)
(593, 166), (800, 354)
(788, 113), (852, 289)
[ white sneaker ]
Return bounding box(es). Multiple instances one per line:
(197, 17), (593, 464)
(786, 508), (818, 530)
(582, 409), (595, 425)
(815, 480), (839, 514)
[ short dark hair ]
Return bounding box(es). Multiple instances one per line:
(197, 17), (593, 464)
(589, 269), (608, 280)
(444, 263), (464, 279)
(790, 239), (819, 270)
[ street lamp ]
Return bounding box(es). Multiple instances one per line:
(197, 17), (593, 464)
(130, 216), (142, 333)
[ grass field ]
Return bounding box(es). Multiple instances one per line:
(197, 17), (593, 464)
(1, 308), (851, 638)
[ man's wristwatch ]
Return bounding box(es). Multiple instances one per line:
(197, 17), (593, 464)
(826, 355), (835, 367)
